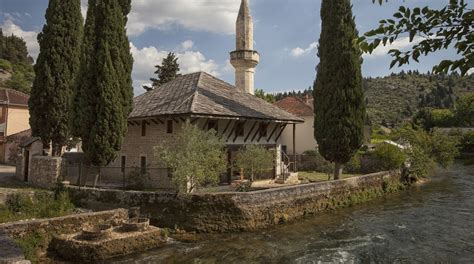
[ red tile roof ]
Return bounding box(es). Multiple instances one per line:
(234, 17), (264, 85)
(274, 97), (314, 117)
(0, 89), (29, 106)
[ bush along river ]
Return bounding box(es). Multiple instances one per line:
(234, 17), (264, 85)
(114, 163), (474, 263)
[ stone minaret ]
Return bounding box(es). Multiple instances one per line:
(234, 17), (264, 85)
(230, 0), (259, 95)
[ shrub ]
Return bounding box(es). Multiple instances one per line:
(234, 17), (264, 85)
(155, 122), (227, 193)
(126, 167), (151, 190)
(371, 143), (406, 171)
(460, 131), (474, 153)
(234, 144), (274, 183)
(302, 149), (334, 176)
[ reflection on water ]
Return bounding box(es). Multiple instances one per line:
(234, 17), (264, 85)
(113, 163), (474, 263)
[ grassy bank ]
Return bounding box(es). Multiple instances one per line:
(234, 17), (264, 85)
(298, 171), (360, 183)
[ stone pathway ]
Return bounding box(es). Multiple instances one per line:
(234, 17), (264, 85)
(0, 230), (30, 264)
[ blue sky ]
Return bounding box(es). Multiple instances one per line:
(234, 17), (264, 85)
(0, 0), (465, 95)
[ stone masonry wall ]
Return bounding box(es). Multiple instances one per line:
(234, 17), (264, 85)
(29, 156), (62, 189)
(67, 171), (406, 232)
(0, 209), (129, 239)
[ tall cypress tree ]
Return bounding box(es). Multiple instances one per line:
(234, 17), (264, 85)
(313, 0), (365, 179)
(73, 0), (133, 166)
(29, 0), (83, 156)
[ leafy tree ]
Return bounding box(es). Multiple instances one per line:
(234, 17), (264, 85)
(233, 144), (274, 183)
(29, 0), (83, 156)
(313, 0), (366, 179)
(454, 92), (474, 126)
(143, 52), (180, 91)
(155, 122), (227, 193)
(371, 143), (406, 171)
(360, 0), (473, 75)
(73, 0), (133, 166)
(255, 89), (276, 103)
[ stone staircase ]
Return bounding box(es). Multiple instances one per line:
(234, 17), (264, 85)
(275, 163), (299, 184)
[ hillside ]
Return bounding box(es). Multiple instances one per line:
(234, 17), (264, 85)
(365, 71), (473, 126)
(0, 29), (35, 94)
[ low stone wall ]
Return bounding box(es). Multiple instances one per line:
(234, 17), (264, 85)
(67, 171), (406, 232)
(28, 156), (62, 189)
(0, 209), (129, 239)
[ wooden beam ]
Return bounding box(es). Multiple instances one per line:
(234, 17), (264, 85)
(143, 120), (150, 125)
(172, 117), (179, 123)
(244, 121), (257, 143)
(226, 122), (238, 141)
(274, 124), (287, 142)
(133, 121), (141, 126)
(201, 119), (209, 130)
(190, 118), (199, 124)
(293, 123), (297, 172)
(251, 122), (261, 142)
(156, 118), (164, 124)
(267, 123), (279, 142)
(233, 120), (247, 142)
(151, 119), (158, 125)
(127, 121), (135, 126)
(179, 117), (186, 122)
(222, 120), (232, 135)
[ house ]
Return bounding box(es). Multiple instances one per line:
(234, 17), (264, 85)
(274, 96), (318, 155)
(106, 0), (303, 188)
(0, 88), (31, 164)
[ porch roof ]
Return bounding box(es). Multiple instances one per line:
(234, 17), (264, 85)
(130, 72), (303, 123)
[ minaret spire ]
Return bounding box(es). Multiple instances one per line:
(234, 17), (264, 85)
(230, 0), (259, 94)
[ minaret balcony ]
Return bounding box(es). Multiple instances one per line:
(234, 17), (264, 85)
(230, 50), (260, 66)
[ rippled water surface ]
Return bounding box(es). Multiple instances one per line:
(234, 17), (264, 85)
(114, 163), (474, 263)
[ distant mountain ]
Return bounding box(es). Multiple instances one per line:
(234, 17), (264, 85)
(364, 71), (473, 127)
(273, 71), (474, 127)
(0, 29), (35, 94)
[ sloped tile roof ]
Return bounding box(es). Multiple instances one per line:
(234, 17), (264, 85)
(130, 72), (303, 123)
(0, 88), (29, 106)
(274, 96), (314, 117)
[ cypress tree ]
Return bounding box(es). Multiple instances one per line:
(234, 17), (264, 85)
(313, 0), (365, 179)
(74, 0), (133, 166)
(29, 0), (83, 156)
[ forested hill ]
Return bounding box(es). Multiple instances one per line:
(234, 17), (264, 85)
(0, 29), (35, 94)
(364, 71), (473, 126)
(273, 71), (474, 127)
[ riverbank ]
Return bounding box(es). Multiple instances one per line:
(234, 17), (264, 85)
(113, 163), (474, 263)
(67, 170), (408, 232)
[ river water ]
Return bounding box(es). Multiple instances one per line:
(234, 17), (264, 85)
(115, 163), (474, 263)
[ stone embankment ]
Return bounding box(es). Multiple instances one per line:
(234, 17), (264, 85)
(68, 170), (407, 232)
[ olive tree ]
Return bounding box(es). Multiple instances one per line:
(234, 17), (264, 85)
(234, 144), (274, 184)
(155, 122), (227, 193)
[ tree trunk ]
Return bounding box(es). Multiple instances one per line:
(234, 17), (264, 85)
(334, 162), (343, 180)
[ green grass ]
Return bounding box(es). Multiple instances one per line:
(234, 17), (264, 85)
(298, 171), (361, 183)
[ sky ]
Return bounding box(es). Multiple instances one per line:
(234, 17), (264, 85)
(0, 0), (466, 95)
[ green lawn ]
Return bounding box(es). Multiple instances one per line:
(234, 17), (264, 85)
(298, 171), (361, 183)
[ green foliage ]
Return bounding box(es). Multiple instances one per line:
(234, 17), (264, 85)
(126, 167), (151, 190)
(155, 122), (227, 193)
(0, 30), (35, 93)
(234, 144), (274, 182)
(29, 0), (83, 156)
(73, 0), (133, 166)
(431, 130), (460, 168)
(302, 150), (335, 177)
(460, 131), (474, 153)
(405, 145), (435, 180)
(361, 1), (472, 75)
(371, 143), (406, 171)
(313, 0), (365, 178)
(15, 231), (49, 263)
(255, 89), (276, 103)
(0, 190), (75, 224)
(454, 92), (474, 126)
(145, 52), (180, 91)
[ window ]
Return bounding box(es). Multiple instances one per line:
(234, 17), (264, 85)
(141, 121), (146, 137)
(259, 123), (268, 137)
(235, 122), (244, 137)
(140, 156), (147, 174)
(208, 120), (218, 132)
(121, 156), (126, 173)
(167, 120), (173, 134)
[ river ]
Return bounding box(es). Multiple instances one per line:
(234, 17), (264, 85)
(114, 163), (474, 263)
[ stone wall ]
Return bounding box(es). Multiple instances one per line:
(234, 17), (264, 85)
(0, 209), (129, 239)
(67, 171), (407, 232)
(28, 156), (62, 189)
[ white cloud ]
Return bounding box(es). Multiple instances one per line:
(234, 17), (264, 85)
(290, 42), (317, 57)
(180, 40), (194, 51)
(130, 42), (220, 95)
(364, 36), (423, 59)
(126, 0), (240, 36)
(1, 19), (39, 60)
